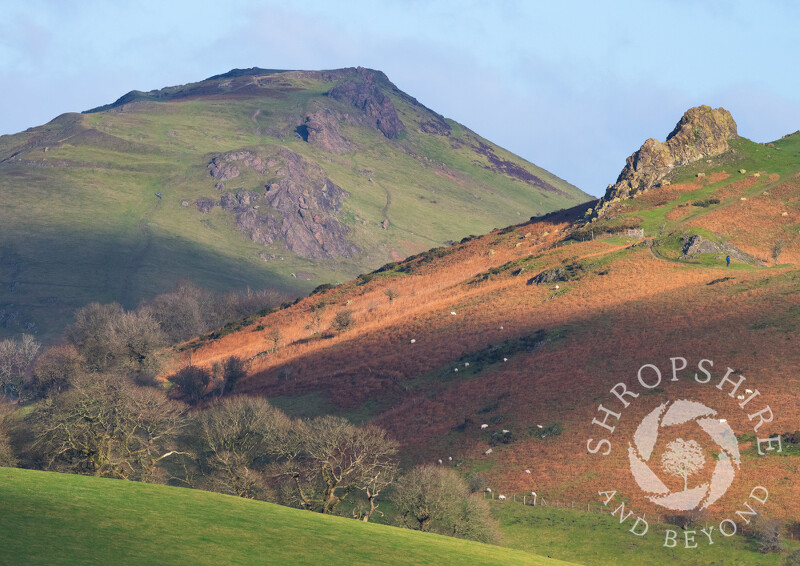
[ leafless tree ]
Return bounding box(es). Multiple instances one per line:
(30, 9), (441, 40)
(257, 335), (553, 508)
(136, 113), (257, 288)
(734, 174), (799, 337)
(0, 334), (40, 399)
(391, 465), (499, 542)
(268, 328), (281, 352)
(384, 288), (399, 303)
(32, 344), (85, 397)
(32, 373), (186, 482)
(197, 396), (290, 500)
(278, 416), (398, 515)
(0, 406), (16, 467)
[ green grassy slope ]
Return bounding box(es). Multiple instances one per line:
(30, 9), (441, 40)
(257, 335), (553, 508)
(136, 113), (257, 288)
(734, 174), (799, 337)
(0, 467), (573, 566)
(0, 68), (589, 340)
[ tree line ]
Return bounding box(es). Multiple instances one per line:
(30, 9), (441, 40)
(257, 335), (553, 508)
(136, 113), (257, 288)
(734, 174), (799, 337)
(0, 283), (499, 544)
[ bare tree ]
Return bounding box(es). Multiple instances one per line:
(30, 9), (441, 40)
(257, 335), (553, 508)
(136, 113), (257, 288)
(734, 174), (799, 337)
(391, 465), (466, 532)
(32, 373), (186, 482)
(0, 334), (40, 399)
(331, 310), (353, 333)
(306, 304), (326, 336)
(390, 465), (500, 542)
(32, 345), (85, 397)
(0, 406), (16, 467)
(661, 438), (706, 491)
(221, 356), (248, 395)
(268, 328), (281, 352)
(197, 396), (290, 500)
(279, 416), (398, 515)
(65, 302), (125, 371)
(168, 365), (211, 405)
(384, 288), (399, 303)
(773, 240), (786, 266)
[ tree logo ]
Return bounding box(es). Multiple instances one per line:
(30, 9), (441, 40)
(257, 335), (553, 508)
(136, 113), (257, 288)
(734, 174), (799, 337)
(628, 399), (741, 511)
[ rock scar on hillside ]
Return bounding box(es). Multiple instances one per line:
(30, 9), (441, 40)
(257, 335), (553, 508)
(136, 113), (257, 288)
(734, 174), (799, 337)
(471, 141), (565, 194)
(202, 148), (358, 259)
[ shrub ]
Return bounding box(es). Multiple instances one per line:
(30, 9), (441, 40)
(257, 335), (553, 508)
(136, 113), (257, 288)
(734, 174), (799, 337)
(331, 310), (353, 332)
(169, 365), (211, 404)
(222, 356), (247, 395)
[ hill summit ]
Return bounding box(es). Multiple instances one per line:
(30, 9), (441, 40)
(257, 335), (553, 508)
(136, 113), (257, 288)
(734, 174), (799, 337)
(590, 105), (737, 219)
(0, 66), (589, 339)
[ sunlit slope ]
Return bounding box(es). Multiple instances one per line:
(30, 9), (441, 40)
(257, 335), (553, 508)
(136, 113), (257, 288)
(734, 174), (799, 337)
(181, 134), (800, 522)
(0, 467), (574, 566)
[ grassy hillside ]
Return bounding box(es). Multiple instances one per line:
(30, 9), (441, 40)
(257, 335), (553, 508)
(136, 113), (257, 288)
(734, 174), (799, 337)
(0, 67), (588, 340)
(0, 467), (573, 566)
(179, 128), (800, 539)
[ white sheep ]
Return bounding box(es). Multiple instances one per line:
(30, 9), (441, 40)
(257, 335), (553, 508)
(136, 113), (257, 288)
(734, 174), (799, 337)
(719, 419), (727, 423)
(450, 311), (457, 316)
(437, 459), (442, 465)
(448, 456), (453, 461)
(502, 429), (510, 434)
(464, 362), (469, 367)
(498, 495), (507, 500)
(486, 488), (492, 493)
(499, 326), (504, 330)
(555, 285), (559, 290)
(485, 448), (493, 455)
(503, 357), (508, 362)
(536, 424), (543, 429)
(525, 469), (531, 474)
(745, 389), (753, 394)
(410, 339), (416, 343)
(454, 368), (458, 372)
(737, 394), (745, 400)
(481, 424), (489, 429)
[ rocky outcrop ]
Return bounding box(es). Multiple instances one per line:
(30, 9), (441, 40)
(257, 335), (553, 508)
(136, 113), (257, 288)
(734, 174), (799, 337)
(207, 150), (267, 181)
(202, 148), (358, 259)
(328, 67), (404, 139)
(300, 109), (351, 154)
(590, 106), (737, 219)
(681, 234), (762, 266)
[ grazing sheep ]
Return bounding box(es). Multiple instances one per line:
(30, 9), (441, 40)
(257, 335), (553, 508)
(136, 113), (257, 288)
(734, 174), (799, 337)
(745, 389), (753, 394)
(737, 394), (745, 400)
(555, 285), (559, 290)
(498, 495), (506, 500)
(536, 424), (543, 429)
(448, 456), (453, 461)
(719, 419), (727, 423)
(410, 339), (416, 343)
(486, 488), (492, 493)
(450, 311), (457, 316)
(525, 469), (531, 474)
(481, 424), (489, 429)
(485, 448), (493, 455)
(502, 429), (509, 434)
(437, 459), (443, 465)
(503, 357), (508, 362)
(454, 368), (458, 372)
(465, 362), (469, 367)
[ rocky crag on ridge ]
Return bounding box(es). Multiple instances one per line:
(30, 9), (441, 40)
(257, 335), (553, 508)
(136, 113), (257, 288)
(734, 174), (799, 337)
(587, 105), (738, 220)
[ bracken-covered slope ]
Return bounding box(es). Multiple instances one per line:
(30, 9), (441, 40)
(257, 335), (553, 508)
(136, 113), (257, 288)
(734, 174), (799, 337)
(179, 109), (800, 527)
(0, 67), (588, 339)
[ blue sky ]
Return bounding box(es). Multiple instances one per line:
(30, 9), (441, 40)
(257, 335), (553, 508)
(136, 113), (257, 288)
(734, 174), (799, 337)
(2, 0), (799, 196)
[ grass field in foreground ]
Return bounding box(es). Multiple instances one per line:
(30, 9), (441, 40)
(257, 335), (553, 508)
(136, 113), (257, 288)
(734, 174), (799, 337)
(0, 467), (573, 566)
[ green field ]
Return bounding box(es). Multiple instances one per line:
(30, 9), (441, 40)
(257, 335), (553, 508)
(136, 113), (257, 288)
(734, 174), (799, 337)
(0, 467), (573, 566)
